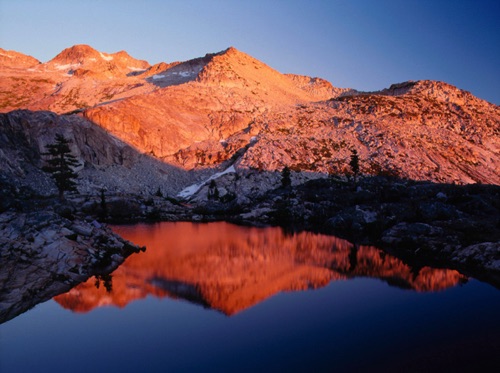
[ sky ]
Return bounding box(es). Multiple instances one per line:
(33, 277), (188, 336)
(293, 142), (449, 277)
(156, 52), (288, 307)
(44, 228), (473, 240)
(1, 0), (499, 104)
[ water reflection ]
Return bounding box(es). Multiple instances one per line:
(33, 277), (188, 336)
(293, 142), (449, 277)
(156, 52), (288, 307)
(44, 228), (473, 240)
(55, 222), (466, 315)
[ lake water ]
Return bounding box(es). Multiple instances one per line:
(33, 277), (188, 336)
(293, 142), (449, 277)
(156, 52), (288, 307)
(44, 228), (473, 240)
(1, 222), (499, 372)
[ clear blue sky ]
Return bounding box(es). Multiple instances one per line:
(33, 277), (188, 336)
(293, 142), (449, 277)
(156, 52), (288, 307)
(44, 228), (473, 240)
(1, 0), (499, 104)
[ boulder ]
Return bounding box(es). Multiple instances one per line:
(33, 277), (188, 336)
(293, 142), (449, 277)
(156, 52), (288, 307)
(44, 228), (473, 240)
(71, 224), (93, 237)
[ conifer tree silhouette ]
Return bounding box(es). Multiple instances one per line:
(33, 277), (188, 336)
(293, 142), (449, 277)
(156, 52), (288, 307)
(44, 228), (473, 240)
(43, 134), (80, 199)
(349, 149), (360, 185)
(281, 166), (292, 188)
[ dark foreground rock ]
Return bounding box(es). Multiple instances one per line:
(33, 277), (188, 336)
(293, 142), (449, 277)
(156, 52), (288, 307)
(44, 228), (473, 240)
(0, 207), (142, 324)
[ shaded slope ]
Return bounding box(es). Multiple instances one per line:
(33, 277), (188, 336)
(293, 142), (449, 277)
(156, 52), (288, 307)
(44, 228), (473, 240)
(0, 110), (191, 196)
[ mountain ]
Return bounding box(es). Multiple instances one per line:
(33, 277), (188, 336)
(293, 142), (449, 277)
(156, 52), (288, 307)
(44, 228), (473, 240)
(0, 45), (499, 193)
(0, 44), (154, 114)
(45, 44), (150, 77)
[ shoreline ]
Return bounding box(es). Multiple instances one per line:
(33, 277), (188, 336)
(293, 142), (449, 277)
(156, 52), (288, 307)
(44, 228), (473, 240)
(1, 176), (499, 323)
(0, 208), (142, 324)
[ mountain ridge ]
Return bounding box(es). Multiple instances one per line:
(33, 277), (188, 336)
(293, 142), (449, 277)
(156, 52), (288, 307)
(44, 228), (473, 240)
(0, 44), (498, 188)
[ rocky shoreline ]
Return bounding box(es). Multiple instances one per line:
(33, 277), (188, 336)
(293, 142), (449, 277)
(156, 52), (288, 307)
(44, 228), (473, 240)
(69, 174), (499, 287)
(0, 202), (143, 324)
(91, 174), (498, 288)
(1, 174), (499, 324)
(234, 177), (500, 287)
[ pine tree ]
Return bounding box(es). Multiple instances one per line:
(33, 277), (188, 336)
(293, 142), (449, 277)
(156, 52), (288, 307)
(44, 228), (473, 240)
(155, 187), (163, 197)
(281, 166), (292, 188)
(349, 149), (360, 185)
(42, 134), (81, 199)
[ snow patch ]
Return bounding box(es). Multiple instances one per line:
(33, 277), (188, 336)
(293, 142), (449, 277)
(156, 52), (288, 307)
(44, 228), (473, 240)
(178, 166), (236, 199)
(177, 184), (201, 199)
(0, 52), (12, 58)
(100, 52), (113, 61)
(128, 66), (146, 72)
(169, 71), (194, 77)
(152, 74), (165, 80)
(54, 63), (80, 70)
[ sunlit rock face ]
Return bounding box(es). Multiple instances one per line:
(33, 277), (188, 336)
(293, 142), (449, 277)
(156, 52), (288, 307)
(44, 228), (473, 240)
(2, 45), (499, 185)
(0, 44), (153, 114)
(54, 222), (466, 316)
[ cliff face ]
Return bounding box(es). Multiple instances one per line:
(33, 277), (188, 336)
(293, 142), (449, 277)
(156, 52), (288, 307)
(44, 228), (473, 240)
(54, 222), (465, 315)
(1, 45), (499, 192)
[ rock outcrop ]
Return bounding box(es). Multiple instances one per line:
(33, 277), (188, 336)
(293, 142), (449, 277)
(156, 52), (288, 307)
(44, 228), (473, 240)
(0, 207), (142, 324)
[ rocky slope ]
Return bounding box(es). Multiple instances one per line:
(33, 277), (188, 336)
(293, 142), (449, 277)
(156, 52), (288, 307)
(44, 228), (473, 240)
(0, 110), (192, 197)
(0, 48), (40, 69)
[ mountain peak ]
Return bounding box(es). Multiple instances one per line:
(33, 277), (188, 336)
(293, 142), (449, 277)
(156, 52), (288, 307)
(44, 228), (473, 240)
(195, 46), (339, 101)
(49, 44), (101, 64)
(213, 46), (257, 61)
(219, 46), (241, 55)
(45, 44), (149, 76)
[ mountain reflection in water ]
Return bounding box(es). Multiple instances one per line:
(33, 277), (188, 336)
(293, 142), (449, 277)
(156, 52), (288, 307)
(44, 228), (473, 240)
(55, 222), (466, 315)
